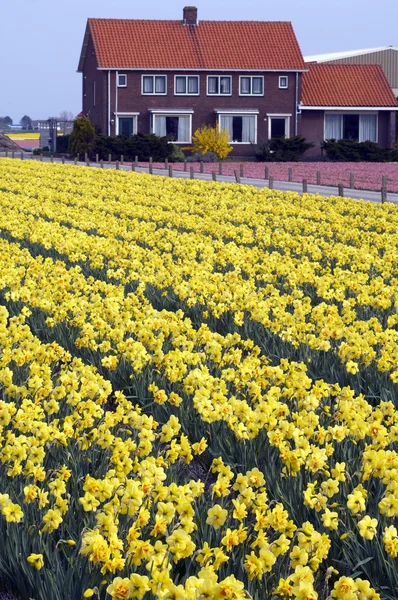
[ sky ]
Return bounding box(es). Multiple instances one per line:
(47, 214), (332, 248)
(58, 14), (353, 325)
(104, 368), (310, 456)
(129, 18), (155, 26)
(1, 0), (397, 123)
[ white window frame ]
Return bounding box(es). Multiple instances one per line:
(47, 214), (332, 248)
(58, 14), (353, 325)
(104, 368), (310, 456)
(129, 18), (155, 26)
(116, 113), (139, 136)
(279, 76), (289, 89)
(174, 75), (200, 96)
(117, 74), (127, 88)
(216, 111), (258, 144)
(151, 111), (193, 144)
(239, 76), (264, 96)
(267, 114), (291, 139)
(323, 111), (378, 143)
(207, 75), (232, 96)
(141, 75), (167, 95)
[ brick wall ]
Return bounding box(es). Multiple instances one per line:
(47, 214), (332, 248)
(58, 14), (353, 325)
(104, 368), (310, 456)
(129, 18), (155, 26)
(82, 56), (302, 156)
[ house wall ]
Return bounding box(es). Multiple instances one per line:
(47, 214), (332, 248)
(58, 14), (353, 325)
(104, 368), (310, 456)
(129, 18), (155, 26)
(82, 59), (302, 156)
(300, 110), (324, 157)
(81, 36), (107, 132)
(300, 109), (396, 156)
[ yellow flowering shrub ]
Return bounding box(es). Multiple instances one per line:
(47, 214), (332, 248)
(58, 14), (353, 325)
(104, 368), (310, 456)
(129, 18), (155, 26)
(0, 158), (397, 599)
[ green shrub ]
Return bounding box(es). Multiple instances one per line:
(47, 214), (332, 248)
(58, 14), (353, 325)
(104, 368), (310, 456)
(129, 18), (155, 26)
(92, 133), (174, 162)
(68, 117), (95, 158)
(169, 144), (186, 162)
(321, 139), (398, 162)
(255, 136), (314, 162)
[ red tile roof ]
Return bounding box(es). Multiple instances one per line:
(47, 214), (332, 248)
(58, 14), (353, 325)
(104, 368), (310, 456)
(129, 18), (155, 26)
(302, 64), (398, 107)
(80, 19), (305, 71)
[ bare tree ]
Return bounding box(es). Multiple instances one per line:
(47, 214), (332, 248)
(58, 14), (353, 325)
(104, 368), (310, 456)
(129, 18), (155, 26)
(59, 110), (75, 122)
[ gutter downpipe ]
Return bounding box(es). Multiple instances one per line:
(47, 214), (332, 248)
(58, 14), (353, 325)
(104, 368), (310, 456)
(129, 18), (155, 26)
(108, 70), (111, 136)
(295, 71), (299, 135)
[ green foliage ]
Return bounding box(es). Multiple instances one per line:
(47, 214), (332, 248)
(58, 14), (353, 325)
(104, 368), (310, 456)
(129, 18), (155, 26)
(168, 144), (186, 162)
(92, 133), (174, 162)
(255, 136), (314, 162)
(188, 124), (233, 160)
(68, 117), (95, 158)
(321, 139), (398, 162)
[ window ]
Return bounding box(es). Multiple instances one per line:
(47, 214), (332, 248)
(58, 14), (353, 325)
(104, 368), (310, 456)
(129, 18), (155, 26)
(153, 114), (191, 143)
(268, 115), (290, 139)
(207, 76), (232, 95)
(324, 113), (377, 142)
(239, 76), (264, 95)
(118, 74), (127, 87)
(175, 75), (199, 95)
(117, 115), (138, 137)
(142, 75), (167, 95)
(279, 76), (288, 89)
(219, 114), (256, 143)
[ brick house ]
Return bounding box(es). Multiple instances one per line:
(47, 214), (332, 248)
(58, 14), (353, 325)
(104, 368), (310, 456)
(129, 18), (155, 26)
(300, 64), (398, 157)
(78, 7), (398, 157)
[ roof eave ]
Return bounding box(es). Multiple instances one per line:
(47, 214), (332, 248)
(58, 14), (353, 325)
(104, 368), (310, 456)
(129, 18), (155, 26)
(301, 105), (398, 111)
(96, 67), (308, 72)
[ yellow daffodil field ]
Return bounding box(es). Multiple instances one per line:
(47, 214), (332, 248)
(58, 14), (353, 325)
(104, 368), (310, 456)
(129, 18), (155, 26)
(0, 158), (398, 600)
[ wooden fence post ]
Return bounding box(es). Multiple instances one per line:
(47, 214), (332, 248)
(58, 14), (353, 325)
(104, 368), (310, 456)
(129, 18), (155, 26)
(100, 159), (104, 168)
(218, 162), (222, 176)
(135, 155), (138, 168)
(240, 163), (244, 178)
(169, 165), (173, 177)
(269, 175), (274, 189)
(108, 153), (112, 163)
(12, 151), (15, 159)
(51, 155), (53, 163)
(165, 158), (169, 170)
(200, 162), (204, 173)
(5, 151), (8, 158)
(288, 167), (292, 182)
(61, 156), (65, 164)
(302, 179), (308, 193)
(131, 162), (135, 171)
(95, 154), (99, 163)
(381, 187), (387, 203)
(382, 175), (388, 190)
(212, 171), (217, 182)
(265, 165), (269, 179)
(116, 161), (119, 170)
(40, 153), (43, 162)
(350, 173), (355, 189)
(338, 183), (344, 197)
(190, 166), (194, 179)
(120, 155), (124, 165)
(20, 152), (23, 160)
(234, 170), (241, 183)
(316, 171), (321, 185)
(74, 156), (77, 165)
(183, 159), (187, 172)
(86, 157), (90, 166)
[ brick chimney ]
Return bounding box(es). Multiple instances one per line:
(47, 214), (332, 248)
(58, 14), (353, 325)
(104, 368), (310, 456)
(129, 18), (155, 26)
(183, 6), (198, 25)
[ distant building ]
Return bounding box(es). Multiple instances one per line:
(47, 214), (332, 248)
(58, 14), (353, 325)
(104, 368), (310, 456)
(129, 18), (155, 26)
(305, 46), (398, 96)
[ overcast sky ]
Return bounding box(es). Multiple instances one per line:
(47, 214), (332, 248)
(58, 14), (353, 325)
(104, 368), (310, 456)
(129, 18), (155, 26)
(1, 0), (397, 122)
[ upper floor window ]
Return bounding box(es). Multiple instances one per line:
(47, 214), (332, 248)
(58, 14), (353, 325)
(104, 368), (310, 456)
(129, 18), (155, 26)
(118, 74), (127, 88)
(175, 75), (199, 95)
(279, 76), (288, 89)
(142, 75), (167, 95)
(239, 76), (264, 95)
(207, 76), (232, 95)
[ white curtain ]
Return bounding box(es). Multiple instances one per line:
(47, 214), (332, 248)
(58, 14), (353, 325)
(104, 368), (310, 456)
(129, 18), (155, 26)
(176, 77), (186, 93)
(155, 116), (167, 137)
(188, 77), (198, 94)
(252, 77), (263, 94)
(208, 77), (217, 94)
(219, 115), (234, 140)
(155, 76), (166, 93)
(143, 76), (153, 93)
(242, 116), (255, 142)
(325, 114), (342, 140)
(177, 116), (190, 142)
(240, 77), (250, 94)
(359, 115), (377, 142)
(220, 77), (231, 94)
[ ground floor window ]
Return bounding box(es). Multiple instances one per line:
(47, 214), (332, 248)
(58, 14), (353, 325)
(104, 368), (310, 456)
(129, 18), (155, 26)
(152, 114), (191, 143)
(267, 115), (290, 139)
(325, 113), (377, 142)
(219, 114), (256, 143)
(117, 115), (138, 137)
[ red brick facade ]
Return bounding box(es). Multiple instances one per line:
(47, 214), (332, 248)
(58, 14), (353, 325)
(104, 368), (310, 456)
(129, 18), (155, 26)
(78, 10), (398, 157)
